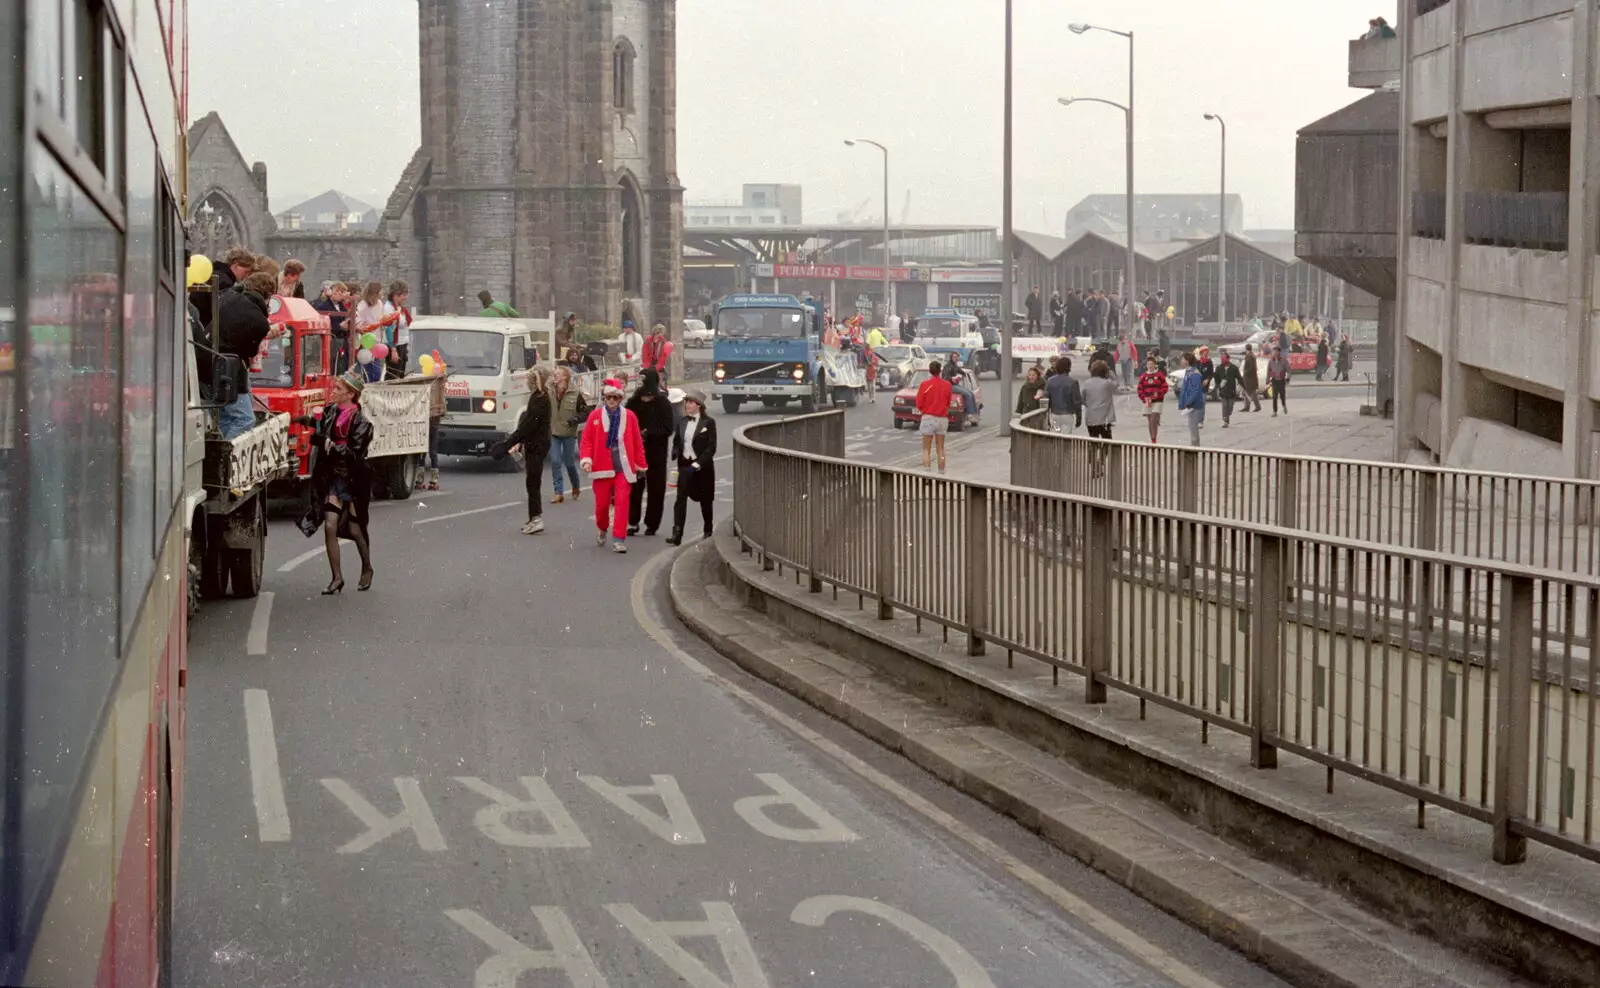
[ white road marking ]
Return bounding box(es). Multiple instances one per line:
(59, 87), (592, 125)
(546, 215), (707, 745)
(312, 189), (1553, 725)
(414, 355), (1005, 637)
(792, 896), (994, 987)
(412, 502), (521, 526)
(628, 551), (1226, 988)
(578, 774), (706, 844)
(243, 689), (291, 842)
(374, 490), (457, 506)
(454, 776), (591, 848)
(321, 777), (448, 853)
(605, 901), (769, 988)
(733, 774), (857, 843)
(447, 906), (608, 988)
(279, 540), (349, 574)
(246, 592), (274, 655)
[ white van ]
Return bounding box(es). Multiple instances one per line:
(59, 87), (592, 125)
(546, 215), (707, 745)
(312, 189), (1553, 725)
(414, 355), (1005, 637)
(408, 314), (557, 458)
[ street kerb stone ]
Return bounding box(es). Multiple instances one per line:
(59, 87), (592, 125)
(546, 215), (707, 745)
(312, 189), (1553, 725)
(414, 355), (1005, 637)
(669, 527), (1599, 987)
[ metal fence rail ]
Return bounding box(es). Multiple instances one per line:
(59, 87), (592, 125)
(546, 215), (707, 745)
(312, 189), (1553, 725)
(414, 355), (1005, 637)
(1010, 409), (1600, 578)
(735, 409), (1600, 868)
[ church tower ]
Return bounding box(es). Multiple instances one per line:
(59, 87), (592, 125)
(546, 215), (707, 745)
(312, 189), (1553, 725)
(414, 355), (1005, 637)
(414, 0), (682, 332)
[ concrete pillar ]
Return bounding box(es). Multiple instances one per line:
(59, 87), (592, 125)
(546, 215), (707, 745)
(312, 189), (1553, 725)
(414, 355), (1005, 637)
(1438, 1), (1468, 461)
(1392, 0), (1418, 458)
(1564, 0), (1599, 478)
(1376, 297), (1395, 418)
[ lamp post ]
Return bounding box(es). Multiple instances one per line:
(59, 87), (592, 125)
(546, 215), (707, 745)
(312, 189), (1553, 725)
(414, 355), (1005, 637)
(1001, 0), (1014, 433)
(1204, 113), (1227, 328)
(845, 139), (891, 329)
(1067, 22), (1136, 332)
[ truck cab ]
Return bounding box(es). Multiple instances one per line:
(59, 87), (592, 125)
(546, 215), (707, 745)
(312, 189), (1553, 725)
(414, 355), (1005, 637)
(408, 314), (555, 457)
(914, 308), (997, 378)
(250, 295), (335, 483)
(709, 293), (825, 414)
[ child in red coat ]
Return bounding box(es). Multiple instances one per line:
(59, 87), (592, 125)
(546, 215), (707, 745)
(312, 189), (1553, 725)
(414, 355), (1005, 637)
(578, 378), (649, 552)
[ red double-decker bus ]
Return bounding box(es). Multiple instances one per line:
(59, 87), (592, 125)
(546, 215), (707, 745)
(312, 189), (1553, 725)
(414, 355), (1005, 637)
(2, 2), (192, 985)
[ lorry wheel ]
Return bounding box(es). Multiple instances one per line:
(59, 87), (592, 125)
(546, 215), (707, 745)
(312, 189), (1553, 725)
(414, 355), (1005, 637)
(836, 387), (858, 409)
(799, 397), (816, 414)
(388, 456), (417, 500)
(200, 518), (229, 600)
(722, 396), (743, 415)
(228, 497), (265, 599)
(187, 527), (205, 625)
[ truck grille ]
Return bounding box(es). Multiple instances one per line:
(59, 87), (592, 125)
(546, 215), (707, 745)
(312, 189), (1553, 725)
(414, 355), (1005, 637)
(721, 360), (798, 384)
(446, 396), (474, 413)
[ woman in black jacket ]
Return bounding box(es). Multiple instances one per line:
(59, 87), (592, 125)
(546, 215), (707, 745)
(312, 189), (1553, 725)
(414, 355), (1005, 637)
(665, 391), (718, 545)
(492, 366), (554, 534)
(304, 371), (376, 593)
(625, 368), (675, 536)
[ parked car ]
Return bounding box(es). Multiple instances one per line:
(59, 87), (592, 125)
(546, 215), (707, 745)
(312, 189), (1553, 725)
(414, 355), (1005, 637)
(1220, 329), (1318, 373)
(683, 318), (712, 347)
(891, 368), (983, 432)
(872, 342), (929, 389)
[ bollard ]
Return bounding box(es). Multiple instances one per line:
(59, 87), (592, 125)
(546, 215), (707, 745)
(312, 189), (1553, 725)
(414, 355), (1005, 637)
(1249, 532), (1286, 769)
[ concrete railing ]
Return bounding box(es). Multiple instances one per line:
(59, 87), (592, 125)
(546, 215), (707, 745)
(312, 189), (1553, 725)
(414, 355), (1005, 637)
(1010, 408), (1600, 577)
(734, 408), (1600, 868)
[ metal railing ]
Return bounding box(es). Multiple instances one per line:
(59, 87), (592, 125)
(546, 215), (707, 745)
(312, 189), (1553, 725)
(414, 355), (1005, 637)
(734, 409), (1600, 867)
(1410, 190), (1570, 251)
(1010, 410), (1600, 577)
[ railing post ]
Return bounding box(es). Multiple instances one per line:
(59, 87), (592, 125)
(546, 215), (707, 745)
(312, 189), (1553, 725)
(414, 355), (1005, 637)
(1250, 533), (1285, 769)
(1276, 458), (1300, 529)
(875, 471), (895, 619)
(806, 459), (823, 593)
(964, 484), (989, 656)
(1415, 470), (1440, 552)
(1083, 504), (1113, 703)
(1105, 443), (1124, 503)
(1178, 449), (1198, 583)
(1492, 574), (1534, 865)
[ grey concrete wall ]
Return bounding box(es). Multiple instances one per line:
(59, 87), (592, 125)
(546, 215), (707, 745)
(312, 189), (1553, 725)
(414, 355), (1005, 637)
(265, 234), (390, 293)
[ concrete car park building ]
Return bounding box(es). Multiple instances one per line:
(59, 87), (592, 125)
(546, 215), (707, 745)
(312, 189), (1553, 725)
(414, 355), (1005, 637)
(1395, 0), (1600, 477)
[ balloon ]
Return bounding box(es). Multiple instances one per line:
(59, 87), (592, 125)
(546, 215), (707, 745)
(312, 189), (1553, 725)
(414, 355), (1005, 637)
(360, 332), (377, 349)
(372, 343), (390, 360)
(419, 354), (436, 375)
(185, 254), (213, 287)
(356, 348), (374, 365)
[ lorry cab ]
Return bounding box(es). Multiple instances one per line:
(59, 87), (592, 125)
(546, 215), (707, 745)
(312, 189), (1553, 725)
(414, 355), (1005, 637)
(914, 308), (995, 378)
(708, 293), (827, 414)
(250, 295), (334, 481)
(408, 314), (556, 457)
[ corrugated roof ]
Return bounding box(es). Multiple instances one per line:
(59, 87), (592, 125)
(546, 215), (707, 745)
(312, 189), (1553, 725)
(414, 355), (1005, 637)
(281, 189), (378, 218)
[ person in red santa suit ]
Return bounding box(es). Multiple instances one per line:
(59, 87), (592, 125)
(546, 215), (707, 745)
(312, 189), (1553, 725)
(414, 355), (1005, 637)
(578, 378), (649, 553)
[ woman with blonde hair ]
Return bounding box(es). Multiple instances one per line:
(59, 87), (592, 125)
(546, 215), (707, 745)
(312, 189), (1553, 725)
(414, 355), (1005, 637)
(352, 280), (393, 382)
(491, 365), (554, 534)
(548, 365), (587, 502)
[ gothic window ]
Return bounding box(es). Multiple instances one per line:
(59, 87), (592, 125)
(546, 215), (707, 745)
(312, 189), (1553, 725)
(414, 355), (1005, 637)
(620, 178), (642, 294)
(612, 39), (635, 113)
(191, 190), (246, 262)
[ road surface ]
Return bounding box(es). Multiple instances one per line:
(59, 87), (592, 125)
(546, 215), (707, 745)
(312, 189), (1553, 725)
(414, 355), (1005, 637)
(175, 398), (1286, 987)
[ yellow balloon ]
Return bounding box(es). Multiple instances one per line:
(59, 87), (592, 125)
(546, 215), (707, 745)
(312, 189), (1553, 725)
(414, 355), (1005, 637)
(419, 354), (436, 375)
(186, 254), (213, 287)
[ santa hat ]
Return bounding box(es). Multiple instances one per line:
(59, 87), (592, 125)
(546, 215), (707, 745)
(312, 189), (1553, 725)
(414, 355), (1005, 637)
(601, 378), (624, 398)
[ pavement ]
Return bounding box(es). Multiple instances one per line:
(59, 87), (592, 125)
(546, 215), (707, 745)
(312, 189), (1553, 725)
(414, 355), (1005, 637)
(175, 397), (1288, 987)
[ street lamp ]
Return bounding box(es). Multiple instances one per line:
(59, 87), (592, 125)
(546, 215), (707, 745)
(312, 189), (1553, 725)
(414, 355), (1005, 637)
(1204, 113), (1227, 328)
(1066, 22), (1137, 334)
(845, 139), (891, 330)
(1000, 0), (1015, 435)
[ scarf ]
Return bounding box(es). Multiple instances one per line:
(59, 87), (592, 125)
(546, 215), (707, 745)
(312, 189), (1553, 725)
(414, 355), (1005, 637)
(604, 406), (622, 452)
(334, 401), (360, 440)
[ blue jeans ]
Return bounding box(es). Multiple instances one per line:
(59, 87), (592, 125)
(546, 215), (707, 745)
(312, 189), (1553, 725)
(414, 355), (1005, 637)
(219, 391), (255, 439)
(952, 385), (977, 416)
(1120, 358), (1134, 388)
(549, 436), (580, 493)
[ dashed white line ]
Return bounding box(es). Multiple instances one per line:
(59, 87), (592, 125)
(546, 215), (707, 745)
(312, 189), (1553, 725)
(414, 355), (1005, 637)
(246, 591), (274, 655)
(243, 689), (291, 842)
(279, 540), (349, 574)
(412, 501), (521, 526)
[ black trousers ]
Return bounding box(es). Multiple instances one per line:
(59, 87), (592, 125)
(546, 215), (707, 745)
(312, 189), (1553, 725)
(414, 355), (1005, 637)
(673, 484), (714, 536)
(524, 453), (546, 520)
(629, 439), (669, 531)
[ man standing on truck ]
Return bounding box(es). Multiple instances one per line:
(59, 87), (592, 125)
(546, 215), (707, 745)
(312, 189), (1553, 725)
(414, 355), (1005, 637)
(477, 290), (519, 318)
(217, 271), (285, 439)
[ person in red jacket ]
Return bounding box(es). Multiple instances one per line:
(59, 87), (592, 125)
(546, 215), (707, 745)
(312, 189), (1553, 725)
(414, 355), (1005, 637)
(641, 323), (674, 380)
(578, 378), (649, 553)
(915, 360), (955, 473)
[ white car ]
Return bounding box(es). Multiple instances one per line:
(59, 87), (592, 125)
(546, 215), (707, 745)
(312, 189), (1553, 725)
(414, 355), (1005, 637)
(683, 319), (712, 347)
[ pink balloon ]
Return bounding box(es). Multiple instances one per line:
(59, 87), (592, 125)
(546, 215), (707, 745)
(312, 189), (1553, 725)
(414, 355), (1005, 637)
(372, 343), (390, 360)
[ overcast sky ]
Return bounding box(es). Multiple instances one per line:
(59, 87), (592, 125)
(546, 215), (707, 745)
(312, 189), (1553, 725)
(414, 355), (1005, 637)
(191, 0), (1384, 232)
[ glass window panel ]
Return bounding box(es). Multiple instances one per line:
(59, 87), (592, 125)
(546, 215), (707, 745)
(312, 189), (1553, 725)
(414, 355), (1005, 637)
(301, 330), (324, 379)
(122, 110), (156, 640)
(0, 0), (23, 939)
(155, 287), (173, 520)
(20, 150), (123, 917)
(28, 0), (63, 118)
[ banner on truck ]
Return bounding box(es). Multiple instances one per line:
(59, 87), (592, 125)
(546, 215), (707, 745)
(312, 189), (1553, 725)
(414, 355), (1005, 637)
(363, 382), (431, 458)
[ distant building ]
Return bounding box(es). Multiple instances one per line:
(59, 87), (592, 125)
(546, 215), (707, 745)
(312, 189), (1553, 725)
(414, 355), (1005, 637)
(274, 190), (379, 232)
(685, 183), (802, 227)
(1063, 193), (1244, 244)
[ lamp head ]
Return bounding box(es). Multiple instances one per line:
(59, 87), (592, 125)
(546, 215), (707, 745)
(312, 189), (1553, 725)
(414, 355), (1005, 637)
(1057, 97), (1075, 106)
(1204, 113), (1216, 121)
(844, 139), (856, 147)
(1068, 22), (1091, 34)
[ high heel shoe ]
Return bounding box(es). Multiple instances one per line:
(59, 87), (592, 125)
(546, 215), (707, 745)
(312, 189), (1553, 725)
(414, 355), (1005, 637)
(322, 579), (345, 595)
(357, 570), (374, 591)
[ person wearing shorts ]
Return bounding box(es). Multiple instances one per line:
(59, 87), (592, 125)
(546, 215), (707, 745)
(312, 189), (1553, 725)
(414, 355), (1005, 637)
(915, 361), (955, 474)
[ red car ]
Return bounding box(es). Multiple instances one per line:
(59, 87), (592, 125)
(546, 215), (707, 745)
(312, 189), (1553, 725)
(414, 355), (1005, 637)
(892, 368), (983, 431)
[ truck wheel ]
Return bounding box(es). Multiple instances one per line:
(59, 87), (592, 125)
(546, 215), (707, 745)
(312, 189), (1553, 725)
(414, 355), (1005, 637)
(228, 496), (265, 599)
(200, 518), (229, 600)
(187, 525), (205, 624)
(388, 456), (417, 500)
(836, 386), (858, 409)
(799, 397), (816, 414)
(722, 396), (743, 415)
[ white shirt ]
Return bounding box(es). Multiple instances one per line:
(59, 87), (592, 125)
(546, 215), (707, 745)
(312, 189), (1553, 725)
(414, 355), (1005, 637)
(887, 314), (902, 335)
(619, 330), (644, 361)
(383, 300), (411, 346)
(681, 415), (699, 462)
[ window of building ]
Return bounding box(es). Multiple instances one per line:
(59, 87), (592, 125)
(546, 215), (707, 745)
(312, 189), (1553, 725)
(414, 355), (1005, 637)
(734, 215), (752, 225)
(612, 38), (635, 112)
(620, 178), (643, 294)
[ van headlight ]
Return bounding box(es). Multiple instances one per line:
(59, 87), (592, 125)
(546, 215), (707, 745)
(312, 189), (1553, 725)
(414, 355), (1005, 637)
(792, 366), (805, 380)
(714, 365), (726, 381)
(479, 398), (496, 413)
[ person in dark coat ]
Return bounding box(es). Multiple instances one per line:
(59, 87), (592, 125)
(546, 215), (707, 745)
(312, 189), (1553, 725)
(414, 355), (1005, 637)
(625, 368), (675, 535)
(312, 282), (351, 374)
(1241, 344), (1262, 411)
(216, 271), (281, 438)
(1336, 338), (1353, 381)
(1049, 292), (1066, 335)
(302, 371), (376, 594)
(1316, 337), (1331, 381)
(1064, 290), (1085, 339)
(1024, 287), (1043, 335)
(492, 366), (554, 535)
(665, 390), (718, 545)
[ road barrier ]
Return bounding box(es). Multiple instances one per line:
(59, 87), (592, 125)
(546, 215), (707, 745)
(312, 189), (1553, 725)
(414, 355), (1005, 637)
(1010, 408), (1600, 576)
(734, 409), (1600, 867)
